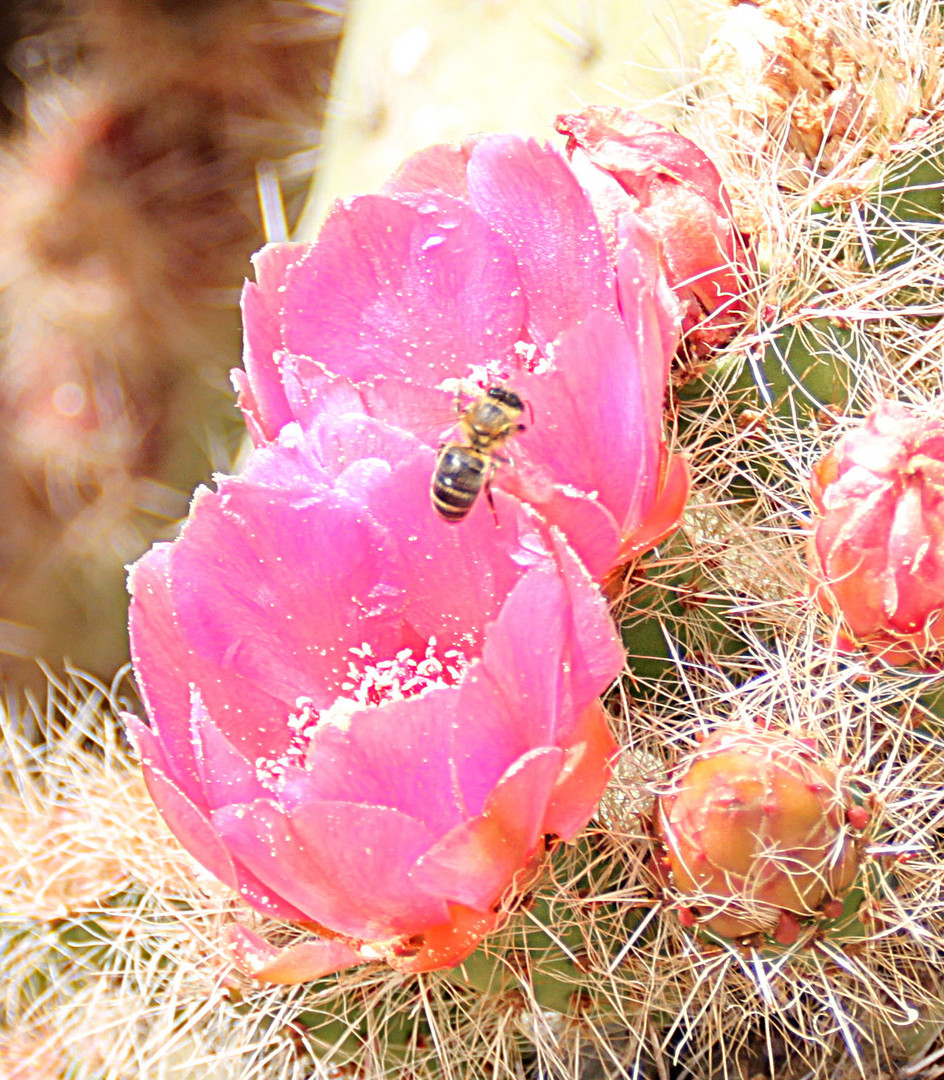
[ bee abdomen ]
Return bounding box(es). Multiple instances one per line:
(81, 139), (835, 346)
(431, 445), (487, 522)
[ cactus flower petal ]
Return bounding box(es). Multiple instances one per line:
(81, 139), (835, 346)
(234, 243), (299, 445)
(383, 137), (478, 199)
(411, 746), (564, 911)
(280, 193), (527, 387)
(125, 711), (311, 922)
(618, 452), (692, 564)
(555, 106), (753, 356)
(212, 797), (449, 939)
(542, 701), (619, 839)
(225, 923), (367, 984)
(464, 135), (614, 347)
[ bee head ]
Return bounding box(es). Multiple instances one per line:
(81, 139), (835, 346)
(486, 386), (524, 412)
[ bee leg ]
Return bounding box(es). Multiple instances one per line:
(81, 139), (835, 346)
(484, 467), (500, 527)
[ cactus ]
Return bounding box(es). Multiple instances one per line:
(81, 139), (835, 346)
(6, 0), (944, 1078)
(617, 527), (754, 694)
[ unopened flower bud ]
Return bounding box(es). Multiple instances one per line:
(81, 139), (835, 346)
(555, 106), (754, 359)
(809, 402), (944, 666)
(656, 726), (861, 940)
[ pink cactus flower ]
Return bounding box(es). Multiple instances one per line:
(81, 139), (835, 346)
(555, 107), (754, 358)
(124, 414), (624, 982)
(235, 134), (689, 580)
(809, 401), (944, 667)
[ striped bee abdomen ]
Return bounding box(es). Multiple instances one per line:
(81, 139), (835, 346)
(431, 445), (488, 523)
(430, 385), (528, 524)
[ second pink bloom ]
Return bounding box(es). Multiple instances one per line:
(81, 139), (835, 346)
(236, 134), (689, 579)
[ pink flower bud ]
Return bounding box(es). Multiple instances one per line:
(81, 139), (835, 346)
(656, 727), (861, 940)
(809, 402), (944, 667)
(555, 107), (754, 358)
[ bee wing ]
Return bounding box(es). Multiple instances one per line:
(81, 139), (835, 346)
(361, 379), (461, 448)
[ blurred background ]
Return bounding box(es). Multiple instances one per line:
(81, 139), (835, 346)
(0, 0), (344, 698)
(0, 0), (709, 701)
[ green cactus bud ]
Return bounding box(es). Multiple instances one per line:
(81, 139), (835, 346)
(656, 725), (866, 941)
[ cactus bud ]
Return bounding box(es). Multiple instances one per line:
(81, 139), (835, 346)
(554, 106), (754, 360)
(656, 726), (862, 940)
(809, 402), (944, 667)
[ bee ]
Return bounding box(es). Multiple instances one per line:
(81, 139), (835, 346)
(431, 386), (529, 523)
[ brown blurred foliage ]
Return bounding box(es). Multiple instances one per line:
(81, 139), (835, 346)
(0, 0), (343, 695)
